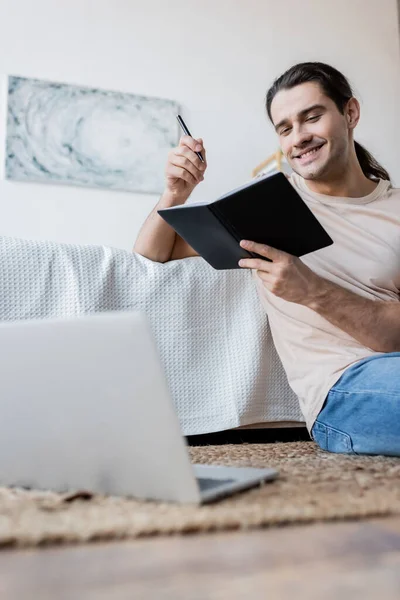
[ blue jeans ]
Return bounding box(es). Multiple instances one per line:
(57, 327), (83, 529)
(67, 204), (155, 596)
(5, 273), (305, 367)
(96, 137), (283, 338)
(311, 352), (400, 457)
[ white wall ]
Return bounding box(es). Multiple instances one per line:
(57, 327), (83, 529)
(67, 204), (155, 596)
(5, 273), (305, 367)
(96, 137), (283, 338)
(0, 0), (399, 250)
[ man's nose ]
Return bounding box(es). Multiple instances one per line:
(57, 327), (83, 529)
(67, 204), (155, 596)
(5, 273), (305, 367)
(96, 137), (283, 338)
(292, 130), (313, 156)
(292, 127), (313, 147)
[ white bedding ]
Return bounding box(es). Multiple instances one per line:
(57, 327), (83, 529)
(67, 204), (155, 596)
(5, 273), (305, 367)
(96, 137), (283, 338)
(0, 235), (303, 435)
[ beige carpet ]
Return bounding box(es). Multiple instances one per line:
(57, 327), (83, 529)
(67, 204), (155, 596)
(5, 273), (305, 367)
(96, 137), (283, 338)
(1, 441), (399, 547)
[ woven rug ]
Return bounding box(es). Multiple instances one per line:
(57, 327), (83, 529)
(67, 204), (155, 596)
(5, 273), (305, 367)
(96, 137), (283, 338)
(1, 441), (399, 547)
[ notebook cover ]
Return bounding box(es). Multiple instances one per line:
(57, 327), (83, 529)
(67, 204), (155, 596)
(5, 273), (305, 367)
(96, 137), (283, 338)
(158, 202), (244, 269)
(158, 172), (334, 270)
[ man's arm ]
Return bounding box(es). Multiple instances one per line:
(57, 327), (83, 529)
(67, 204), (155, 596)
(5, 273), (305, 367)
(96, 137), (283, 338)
(305, 278), (400, 353)
(238, 240), (400, 354)
(133, 134), (206, 262)
(170, 233), (199, 260)
(133, 191), (198, 262)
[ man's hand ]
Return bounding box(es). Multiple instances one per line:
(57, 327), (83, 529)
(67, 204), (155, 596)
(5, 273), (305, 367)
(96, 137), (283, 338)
(165, 135), (207, 201)
(238, 240), (400, 353)
(238, 239), (325, 305)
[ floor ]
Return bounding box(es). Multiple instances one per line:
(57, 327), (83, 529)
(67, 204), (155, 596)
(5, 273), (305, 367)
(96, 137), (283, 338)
(1, 515), (400, 599)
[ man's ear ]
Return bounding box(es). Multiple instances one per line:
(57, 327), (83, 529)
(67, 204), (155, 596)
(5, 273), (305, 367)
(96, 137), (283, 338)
(346, 97), (360, 129)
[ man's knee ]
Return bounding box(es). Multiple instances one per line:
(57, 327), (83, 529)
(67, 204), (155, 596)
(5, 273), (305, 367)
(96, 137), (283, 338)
(312, 418), (400, 457)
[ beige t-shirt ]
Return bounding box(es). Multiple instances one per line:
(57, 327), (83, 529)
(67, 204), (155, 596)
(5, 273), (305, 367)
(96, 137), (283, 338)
(252, 173), (400, 433)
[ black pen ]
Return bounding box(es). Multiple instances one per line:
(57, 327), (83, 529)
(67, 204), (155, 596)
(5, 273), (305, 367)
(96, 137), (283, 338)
(176, 114), (204, 163)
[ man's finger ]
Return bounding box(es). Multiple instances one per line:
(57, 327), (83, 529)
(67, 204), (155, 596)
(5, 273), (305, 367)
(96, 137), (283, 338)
(240, 240), (285, 260)
(238, 258), (272, 271)
(255, 270), (273, 282)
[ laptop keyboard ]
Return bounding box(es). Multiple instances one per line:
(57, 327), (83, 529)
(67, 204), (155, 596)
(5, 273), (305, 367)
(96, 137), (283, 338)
(196, 477), (236, 492)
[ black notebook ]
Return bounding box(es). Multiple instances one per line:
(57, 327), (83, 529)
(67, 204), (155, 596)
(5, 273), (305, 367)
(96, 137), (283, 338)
(158, 172), (334, 270)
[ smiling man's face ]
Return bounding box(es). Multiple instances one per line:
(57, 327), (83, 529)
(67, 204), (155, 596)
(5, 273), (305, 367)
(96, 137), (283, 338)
(270, 81), (356, 181)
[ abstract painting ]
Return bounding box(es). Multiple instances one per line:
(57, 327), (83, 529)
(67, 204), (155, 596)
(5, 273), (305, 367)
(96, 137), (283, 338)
(5, 76), (180, 194)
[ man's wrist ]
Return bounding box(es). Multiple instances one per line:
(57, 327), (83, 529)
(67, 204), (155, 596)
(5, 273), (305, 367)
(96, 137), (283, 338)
(159, 190), (189, 208)
(303, 276), (333, 311)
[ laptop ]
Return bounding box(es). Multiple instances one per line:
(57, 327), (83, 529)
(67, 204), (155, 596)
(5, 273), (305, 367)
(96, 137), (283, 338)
(0, 311), (279, 504)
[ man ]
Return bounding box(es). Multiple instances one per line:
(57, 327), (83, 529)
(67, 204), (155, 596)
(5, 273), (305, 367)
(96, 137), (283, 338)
(134, 62), (400, 456)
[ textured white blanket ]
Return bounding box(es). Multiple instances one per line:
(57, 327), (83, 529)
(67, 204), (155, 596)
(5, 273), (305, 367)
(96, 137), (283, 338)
(0, 235), (302, 434)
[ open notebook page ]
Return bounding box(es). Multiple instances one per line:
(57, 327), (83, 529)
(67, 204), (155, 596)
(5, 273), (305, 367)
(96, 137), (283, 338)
(166, 170), (277, 209)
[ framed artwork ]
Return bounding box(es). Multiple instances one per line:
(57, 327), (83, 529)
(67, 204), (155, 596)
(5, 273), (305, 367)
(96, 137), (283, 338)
(5, 75), (180, 194)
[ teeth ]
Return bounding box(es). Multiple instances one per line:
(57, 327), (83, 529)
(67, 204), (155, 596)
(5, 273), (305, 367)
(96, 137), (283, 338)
(299, 146), (321, 159)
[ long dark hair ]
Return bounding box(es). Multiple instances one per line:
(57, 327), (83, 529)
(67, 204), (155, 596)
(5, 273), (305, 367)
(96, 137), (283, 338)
(265, 62), (391, 182)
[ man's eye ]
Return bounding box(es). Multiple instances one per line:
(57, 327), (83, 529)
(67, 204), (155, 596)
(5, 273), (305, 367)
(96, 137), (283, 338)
(280, 115), (320, 134)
